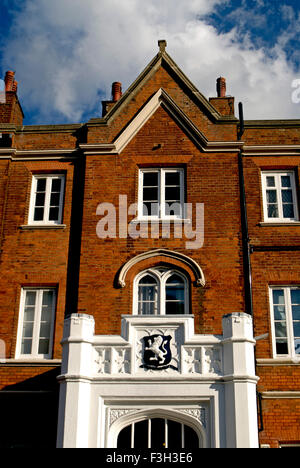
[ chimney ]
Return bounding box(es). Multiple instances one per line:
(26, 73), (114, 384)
(5, 71), (15, 92)
(112, 82), (122, 102)
(0, 71), (24, 125)
(209, 76), (235, 117)
(217, 77), (226, 98)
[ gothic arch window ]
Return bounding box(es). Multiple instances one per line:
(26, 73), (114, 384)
(117, 417), (200, 449)
(134, 268), (189, 315)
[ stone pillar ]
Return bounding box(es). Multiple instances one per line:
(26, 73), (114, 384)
(222, 313), (259, 448)
(57, 314), (95, 448)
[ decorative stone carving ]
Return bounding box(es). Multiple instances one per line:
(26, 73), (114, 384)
(204, 347), (222, 375)
(178, 408), (207, 428)
(95, 348), (111, 374)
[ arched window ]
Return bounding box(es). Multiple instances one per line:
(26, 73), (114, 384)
(117, 417), (200, 449)
(134, 268), (189, 315)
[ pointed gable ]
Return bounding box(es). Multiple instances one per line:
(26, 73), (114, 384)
(83, 41), (240, 155)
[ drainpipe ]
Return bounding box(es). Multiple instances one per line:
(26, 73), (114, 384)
(238, 102), (253, 316)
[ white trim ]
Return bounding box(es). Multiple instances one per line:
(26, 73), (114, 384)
(117, 249), (205, 288)
(133, 268), (189, 316)
(261, 171), (299, 223)
(138, 168), (185, 221)
(28, 174), (65, 226)
(108, 407), (205, 448)
(80, 89), (242, 156)
(16, 288), (56, 360)
(269, 286), (300, 360)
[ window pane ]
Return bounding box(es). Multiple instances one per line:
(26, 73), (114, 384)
(268, 204), (279, 218)
(36, 179), (46, 192)
(21, 340), (32, 355)
(273, 290), (285, 305)
(291, 290), (300, 304)
(266, 176), (275, 187)
(166, 287), (185, 302)
(49, 207), (59, 221)
(34, 207), (44, 221)
(138, 276), (158, 315)
(276, 340), (288, 355)
(51, 178), (62, 192)
(40, 322), (51, 338)
(274, 305), (286, 320)
(151, 419), (166, 449)
(134, 420), (149, 449)
(167, 420), (182, 449)
(281, 176), (291, 188)
(143, 172), (158, 187)
(292, 306), (300, 321)
(23, 322), (34, 338)
(25, 291), (36, 307)
(281, 190), (293, 203)
(167, 274), (184, 284)
(143, 202), (159, 217)
(283, 204), (295, 218)
(35, 192), (45, 207)
(294, 339), (300, 355)
(166, 302), (185, 315)
(293, 322), (300, 338)
(42, 291), (54, 307)
(38, 339), (50, 355)
(165, 186), (181, 202)
(165, 202), (182, 217)
(50, 192), (60, 206)
(24, 308), (35, 322)
(184, 425), (199, 449)
(117, 425), (132, 448)
(267, 190), (277, 203)
(275, 322), (287, 338)
(143, 187), (158, 202)
(165, 172), (180, 186)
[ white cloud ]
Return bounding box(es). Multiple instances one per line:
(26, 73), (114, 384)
(2, 0), (300, 123)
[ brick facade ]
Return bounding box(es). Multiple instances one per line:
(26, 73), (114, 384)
(0, 43), (299, 448)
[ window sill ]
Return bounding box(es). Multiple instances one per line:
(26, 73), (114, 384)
(259, 221), (300, 227)
(131, 218), (192, 224)
(20, 224), (67, 230)
(0, 359), (61, 367)
(256, 358), (300, 366)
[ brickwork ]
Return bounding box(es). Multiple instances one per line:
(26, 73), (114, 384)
(0, 49), (299, 447)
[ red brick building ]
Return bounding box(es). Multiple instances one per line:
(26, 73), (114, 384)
(0, 41), (299, 448)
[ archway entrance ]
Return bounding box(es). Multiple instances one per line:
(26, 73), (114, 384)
(117, 417), (200, 449)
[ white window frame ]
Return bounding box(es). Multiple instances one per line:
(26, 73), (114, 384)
(16, 288), (56, 360)
(261, 171), (299, 223)
(28, 174), (65, 225)
(133, 268), (189, 315)
(117, 417), (200, 449)
(269, 286), (300, 360)
(138, 168), (185, 220)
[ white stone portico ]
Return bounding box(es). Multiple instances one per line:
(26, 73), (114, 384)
(57, 313), (259, 448)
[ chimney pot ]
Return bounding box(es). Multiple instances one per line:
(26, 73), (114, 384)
(112, 82), (122, 102)
(217, 77), (226, 98)
(4, 71), (15, 92)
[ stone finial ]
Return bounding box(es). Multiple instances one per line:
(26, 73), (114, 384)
(158, 40), (167, 53)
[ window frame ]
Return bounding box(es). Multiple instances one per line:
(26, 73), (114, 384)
(138, 168), (185, 220)
(269, 286), (300, 360)
(16, 288), (57, 360)
(133, 268), (189, 316)
(117, 417), (200, 449)
(261, 171), (299, 223)
(28, 174), (65, 226)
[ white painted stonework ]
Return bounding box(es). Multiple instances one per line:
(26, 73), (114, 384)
(57, 313), (259, 448)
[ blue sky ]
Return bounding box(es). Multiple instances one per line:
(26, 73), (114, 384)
(0, 0), (300, 124)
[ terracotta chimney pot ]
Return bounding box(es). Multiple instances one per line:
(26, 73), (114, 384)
(112, 82), (122, 102)
(217, 77), (226, 98)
